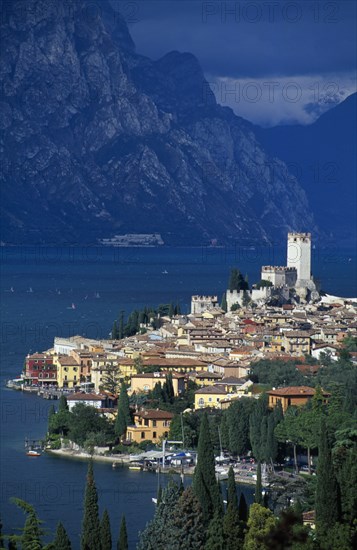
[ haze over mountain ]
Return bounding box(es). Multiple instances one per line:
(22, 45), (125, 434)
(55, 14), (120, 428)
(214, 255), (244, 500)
(0, 0), (352, 246)
(256, 93), (356, 245)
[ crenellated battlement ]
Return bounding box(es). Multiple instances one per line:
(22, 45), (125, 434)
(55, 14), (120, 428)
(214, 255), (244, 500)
(192, 295), (218, 302)
(262, 266), (297, 272)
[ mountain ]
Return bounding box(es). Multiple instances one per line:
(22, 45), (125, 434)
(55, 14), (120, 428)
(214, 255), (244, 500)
(0, 0), (317, 245)
(256, 93), (357, 244)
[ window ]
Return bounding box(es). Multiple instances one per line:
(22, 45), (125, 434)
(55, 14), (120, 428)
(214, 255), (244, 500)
(144, 419), (149, 427)
(152, 420), (157, 427)
(153, 432), (157, 439)
(141, 432), (145, 439)
(198, 398), (204, 406)
(208, 397), (212, 402)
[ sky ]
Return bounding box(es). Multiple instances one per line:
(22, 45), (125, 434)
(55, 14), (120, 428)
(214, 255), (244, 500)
(112, 0), (357, 126)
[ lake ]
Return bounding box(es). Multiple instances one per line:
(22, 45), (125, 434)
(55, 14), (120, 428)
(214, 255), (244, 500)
(1, 244), (355, 547)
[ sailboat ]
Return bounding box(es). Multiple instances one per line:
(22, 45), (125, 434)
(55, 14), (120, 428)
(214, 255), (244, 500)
(162, 270), (168, 275)
(67, 303), (76, 310)
(27, 287), (33, 293)
(94, 292), (100, 298)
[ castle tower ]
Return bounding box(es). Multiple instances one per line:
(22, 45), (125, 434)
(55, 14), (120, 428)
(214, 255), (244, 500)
(287, 232), (311, 284)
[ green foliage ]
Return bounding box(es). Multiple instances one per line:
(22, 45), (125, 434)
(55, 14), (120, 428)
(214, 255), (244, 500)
(260, 509), (311, 550)
(117, 516), (128, 550)
(205, 512), (225, 550)
(100, 510), (112, 550)
(115, 383), (131, 439)
(137, 482), (181, 550)
(315, 419), (340, 538)
(58, 395), (68, 412)
(227, 466), (238, 510)
(193, 413), (222, 526)
(10, 499), (46, 550)
(255, 462), (262, 505)
(243, 503), (276, 550)
(68, 404), (111, 447)
(229, 268), (249, 292)
(80, 462), (101, 550)
(249, 359), (305, 387)
(220, 293), (227, 313)
(173, 487), (206, 549)
(238, 493), (248, 523)
(227, 399), (255, 456)
(100, 365), (121, 394)
(53, 522), (71, 550)
(249, 395), (269, 461)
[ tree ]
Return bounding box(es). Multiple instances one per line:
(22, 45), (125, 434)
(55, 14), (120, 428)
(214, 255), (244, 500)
(115, 382), (131, 439)
(10, 499), (46, 550)
(221, 293), (227, 313)
(173, 487), (206, 549)
(243, 503), (276, 550)
(249, 395), (269, 461)
(58, 395), (68, 412)
(117, 516), (128, 550)
(205, 512), (225, 550)
(68, 404), (110, 447)
(315, 419), (340, 538)
(193, 413), (222, 526)
(100, 364), (121, 394)
(255, 461), (262, 505)
(137, 482), (181, 549)
(260, 509), (310, 550)
(81, 461), (101, 550)
(53, 522), (71, 550)
(224, 469), (243, 549)
(100, 510), (112, 550)
(275, 408), (301, 474)
(227, 399), (254, 456)
(112, 320), (119, 340)
(238, 494), (248, 523)
(227, 466), (238, 510)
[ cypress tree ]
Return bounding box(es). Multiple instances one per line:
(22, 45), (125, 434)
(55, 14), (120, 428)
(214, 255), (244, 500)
(48, 404), (56, 434)
(80, 461), (101, 550)
(58, 395), (68, 412)
(173, 487), (206, 549)
(137, 482), (180, 550)
(115, 383), (131, 439)
(238, 493), (248, 523)
(100, 510), (112, 550)
(118, 311), (125, 340)
(193, 413), (222, 526)
(53, 522), (71, 550)
(205, 512), (225, 550)
(117, 516), (128, 550)
(227, 466), (238, 510)
(254, 461), (262, 505)
(315, 419), (340, 537)
(220, 293), (227, 313)
(112, 320), (118, 340)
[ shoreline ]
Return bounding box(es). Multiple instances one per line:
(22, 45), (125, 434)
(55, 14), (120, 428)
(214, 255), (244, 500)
(46, 448), (258, 485)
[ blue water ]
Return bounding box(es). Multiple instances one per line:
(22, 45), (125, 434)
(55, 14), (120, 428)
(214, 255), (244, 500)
(0, 245), (356, 547)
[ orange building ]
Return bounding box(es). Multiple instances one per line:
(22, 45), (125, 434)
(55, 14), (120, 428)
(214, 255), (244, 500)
(267, 386), (329, 412)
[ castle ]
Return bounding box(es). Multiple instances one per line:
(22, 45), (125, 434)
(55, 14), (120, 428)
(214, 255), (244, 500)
(226, 232), (318, 310)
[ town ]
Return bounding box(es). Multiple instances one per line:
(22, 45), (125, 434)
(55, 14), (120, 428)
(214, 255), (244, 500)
(10, 233), (356, 448)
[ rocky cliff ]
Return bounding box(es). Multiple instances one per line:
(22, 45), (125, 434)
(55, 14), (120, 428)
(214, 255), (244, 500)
(0, 0), (316, 245)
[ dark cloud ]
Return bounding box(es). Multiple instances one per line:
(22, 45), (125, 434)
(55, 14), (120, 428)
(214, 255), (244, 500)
(113, 1), (356, 78)
(111, 1), (356, 124)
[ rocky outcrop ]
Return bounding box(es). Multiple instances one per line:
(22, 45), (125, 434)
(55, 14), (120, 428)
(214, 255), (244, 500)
(0, 0), (316, 245)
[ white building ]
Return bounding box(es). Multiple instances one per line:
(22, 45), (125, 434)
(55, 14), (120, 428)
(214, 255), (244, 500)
(287, 232), (312, 286)
(191, 295), (219, 315)
(261, 266), (297, 288)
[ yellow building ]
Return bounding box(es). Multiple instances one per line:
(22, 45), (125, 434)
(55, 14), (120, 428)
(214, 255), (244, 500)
(194, 385), (228, 409)
(130, 371), (186, 396)
(194, 371), (223, 386)
(126, 409), (174, 444)
(54, 355), (80, 388)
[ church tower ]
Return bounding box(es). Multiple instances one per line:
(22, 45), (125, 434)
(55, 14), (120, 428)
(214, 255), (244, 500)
(287, 232), (311, 284)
